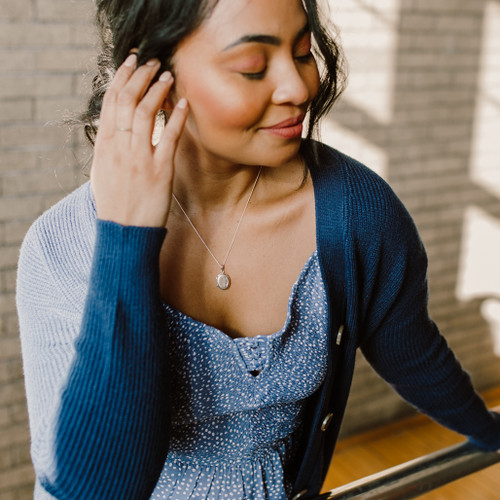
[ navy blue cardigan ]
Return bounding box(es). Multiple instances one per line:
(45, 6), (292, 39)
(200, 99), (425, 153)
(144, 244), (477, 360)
(292, 143), (500, 498)
(17, 143), (500, 499)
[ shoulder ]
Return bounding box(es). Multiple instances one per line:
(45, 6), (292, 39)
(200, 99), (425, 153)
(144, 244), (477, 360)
(22, 181), (95, 251)
(308, 141), (418, 244)
(308, 143), (430, 335)
(18, 182), (95, 309)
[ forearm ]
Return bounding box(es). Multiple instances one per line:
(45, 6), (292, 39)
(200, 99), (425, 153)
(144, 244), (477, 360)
(363, 314), (500, 451)
(40, 220), (170, 499)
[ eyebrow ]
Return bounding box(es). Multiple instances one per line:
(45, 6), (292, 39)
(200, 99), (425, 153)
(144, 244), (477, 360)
(222, 23), (310, 51)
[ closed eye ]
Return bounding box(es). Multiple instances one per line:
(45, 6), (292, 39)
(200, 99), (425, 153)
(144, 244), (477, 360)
(241, 69), (267, 80)
(295, 52), (314, 63)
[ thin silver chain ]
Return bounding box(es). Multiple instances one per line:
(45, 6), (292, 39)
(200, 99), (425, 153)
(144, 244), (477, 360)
(171, 166), (262, 272)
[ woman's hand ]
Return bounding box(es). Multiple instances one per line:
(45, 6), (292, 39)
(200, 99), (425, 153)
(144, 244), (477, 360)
(91, 53), (189, 227)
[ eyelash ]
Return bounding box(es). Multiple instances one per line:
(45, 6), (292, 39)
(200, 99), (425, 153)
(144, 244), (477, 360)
(241, 70), (266, 80)
(241, 51), (314, 81)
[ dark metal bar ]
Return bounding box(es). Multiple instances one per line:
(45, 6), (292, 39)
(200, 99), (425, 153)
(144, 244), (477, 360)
(314, 441), (500, 500)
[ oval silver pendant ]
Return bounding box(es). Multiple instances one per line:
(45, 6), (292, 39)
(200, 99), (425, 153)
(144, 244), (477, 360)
(216, 271), (230, 290)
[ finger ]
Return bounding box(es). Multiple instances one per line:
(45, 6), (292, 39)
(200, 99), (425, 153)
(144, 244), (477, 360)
(98, 53), (137, 140)
(131, 71), (174, 153)
(154, 98), (189, 167)
(114, 59), (161, 139)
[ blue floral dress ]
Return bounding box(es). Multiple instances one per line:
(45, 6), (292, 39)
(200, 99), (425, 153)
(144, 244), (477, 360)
(150, 250), (329, 499)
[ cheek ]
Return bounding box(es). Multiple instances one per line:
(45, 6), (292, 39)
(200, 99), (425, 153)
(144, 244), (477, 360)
(307, 63), (321, 100)
(179, 72), (266, 131)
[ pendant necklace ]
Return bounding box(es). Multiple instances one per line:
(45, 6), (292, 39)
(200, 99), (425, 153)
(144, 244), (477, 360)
(172, 166), (262, 290)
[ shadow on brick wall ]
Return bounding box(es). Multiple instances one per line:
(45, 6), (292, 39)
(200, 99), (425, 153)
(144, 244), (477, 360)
(328, 0), (500, 436)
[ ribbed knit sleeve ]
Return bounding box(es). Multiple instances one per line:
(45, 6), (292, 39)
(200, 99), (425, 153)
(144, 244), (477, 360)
(345, 161), (500, 452)
(18, 216), (170, 499)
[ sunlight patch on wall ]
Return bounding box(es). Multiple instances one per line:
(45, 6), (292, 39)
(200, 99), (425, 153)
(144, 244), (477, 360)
(327, 0), (400, 125)
(456, 205), (500, 355)
(470, 1), (500, 199)
(481, 299), (500, 356)
(456, 205), (500, 302)
(321, 119), (388, 178)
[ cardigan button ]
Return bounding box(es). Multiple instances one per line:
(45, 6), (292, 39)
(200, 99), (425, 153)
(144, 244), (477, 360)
(336, 324), (344, 346)
(291, 489), (308, 500)
(321, 412), (334, 431)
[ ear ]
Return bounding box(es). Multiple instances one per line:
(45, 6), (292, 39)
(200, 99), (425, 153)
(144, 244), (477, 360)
(160, 66), (176, 111)
(160, 95), (174, 112)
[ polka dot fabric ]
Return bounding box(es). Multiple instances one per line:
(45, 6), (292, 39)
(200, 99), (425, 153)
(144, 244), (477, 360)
(150, 251), (328, 499)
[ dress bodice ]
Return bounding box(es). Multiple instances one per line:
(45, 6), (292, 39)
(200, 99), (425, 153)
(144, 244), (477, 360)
(150, 250), (329, 499)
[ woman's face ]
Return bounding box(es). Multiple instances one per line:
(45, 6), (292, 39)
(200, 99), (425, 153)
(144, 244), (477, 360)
(171, 0), (320, 169)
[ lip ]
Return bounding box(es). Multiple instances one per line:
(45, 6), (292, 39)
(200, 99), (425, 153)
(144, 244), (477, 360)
(263, 114), (305, 130)
(260, 114), (305, 139)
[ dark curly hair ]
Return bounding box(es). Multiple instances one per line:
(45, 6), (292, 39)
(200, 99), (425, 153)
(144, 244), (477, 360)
(80, 0), (347, 160)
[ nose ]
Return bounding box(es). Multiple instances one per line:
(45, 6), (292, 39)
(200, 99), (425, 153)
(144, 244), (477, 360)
(271, 62), (313, 106)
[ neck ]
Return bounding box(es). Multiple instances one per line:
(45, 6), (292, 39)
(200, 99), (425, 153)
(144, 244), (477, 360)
(171, 144), (306, 216)
(172, 149), (263, 216)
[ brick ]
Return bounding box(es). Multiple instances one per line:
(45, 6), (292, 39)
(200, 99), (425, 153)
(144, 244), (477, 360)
(0, 365), (12, 385)
(0, 22), (71, 47)
(36, 48), (95, 72)
(13, 485), (36, 500)
(2, 166), (80, 196)
(3, 220), (33, 245)
(396, 70), (453, 89)
(0, 75), (73, 100)
(0, 124), (68, 149)
(73, 144), (93, 171)
(74, 72), (95, 99)
(0, 0), (34, 21)
(414, 0), (483, 13)
(7, 360), (23, 381)
(400, 14), (438, 32)
(9, 403), (29, 427)
(34, 96), (81, 122)
(0, 247), (19, 270)
(0, 291), (17, 316)
(0, 442), (30, 469)
(0, 407), (9, 427)
(0, 151), (37, 173)
(0, 360), (23, 385)
(1, 269), (17, 293)
(0, 50), (36, 72)
(9, 442), (31, 468)
(0, 100), (33, 123)
(71, 23), (97, 47)
(36, 0), (94, 22)
(0, 380), (25, 407)
(435, 15), (483, 33)
(38, 152), (86, 187)
(0, 336), (22, 360)
(4, 314), (20, 337)
(0, 196), (44, 222)
(41, 192), (69, 211)
(0, 462), (34, 492)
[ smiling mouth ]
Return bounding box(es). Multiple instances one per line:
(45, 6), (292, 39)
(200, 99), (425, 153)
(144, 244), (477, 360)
(261, 115), (305, 139)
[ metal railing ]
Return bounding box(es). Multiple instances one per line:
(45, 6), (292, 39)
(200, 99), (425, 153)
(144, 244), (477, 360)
(314, 408), (500, 499)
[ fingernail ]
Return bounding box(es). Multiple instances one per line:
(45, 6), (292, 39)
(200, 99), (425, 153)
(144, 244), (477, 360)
(177, 98), (187, 109)
(124, 53), (137, 67)
(159, 71), (173, 82)
(147, 59), (160, 66)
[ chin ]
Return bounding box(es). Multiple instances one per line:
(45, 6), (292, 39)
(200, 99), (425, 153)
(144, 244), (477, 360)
(198, 134), (304, 169)
(258, 138), (304, 167)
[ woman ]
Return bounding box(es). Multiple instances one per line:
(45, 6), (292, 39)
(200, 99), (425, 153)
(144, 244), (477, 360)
(17, 0), (500, 498)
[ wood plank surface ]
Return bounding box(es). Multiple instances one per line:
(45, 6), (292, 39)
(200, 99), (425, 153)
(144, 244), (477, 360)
(322, 387), (500, 499)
